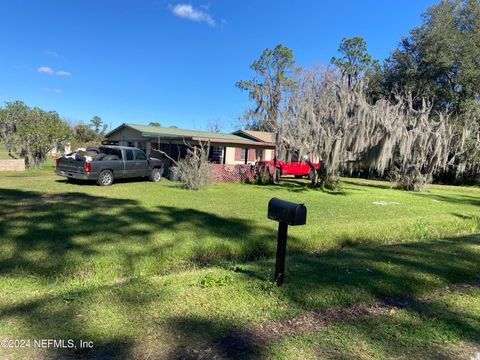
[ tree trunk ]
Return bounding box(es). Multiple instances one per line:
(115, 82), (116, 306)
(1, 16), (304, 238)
(306, 158), (321, 187)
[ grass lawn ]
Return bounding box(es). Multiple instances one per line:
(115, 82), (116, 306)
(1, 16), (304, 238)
(0, 169), (479, 359)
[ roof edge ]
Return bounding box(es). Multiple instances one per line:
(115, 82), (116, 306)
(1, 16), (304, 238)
(105, 123), (273, 145)
(104, 123), (133, 138)
(233, 130), (275, 144)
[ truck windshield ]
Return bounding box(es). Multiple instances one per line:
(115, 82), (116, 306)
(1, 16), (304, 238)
(99, 147), (122, 159)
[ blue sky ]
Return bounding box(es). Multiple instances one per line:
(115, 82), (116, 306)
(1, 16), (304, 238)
(0, 0), (437, 132)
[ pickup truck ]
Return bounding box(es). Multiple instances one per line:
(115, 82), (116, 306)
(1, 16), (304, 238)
(257, 159), (320, 179)
(55, 145), (164, 186)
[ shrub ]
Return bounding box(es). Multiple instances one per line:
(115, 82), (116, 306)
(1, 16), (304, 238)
(253, 163), (275, 185)
(175, 144), (211, 190)
(390, 166), (428, 191)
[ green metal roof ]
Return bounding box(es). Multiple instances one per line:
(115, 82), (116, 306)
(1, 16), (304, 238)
(121, 123), (259, 143)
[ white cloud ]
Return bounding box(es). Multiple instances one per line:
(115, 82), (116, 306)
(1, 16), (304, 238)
(37, 66), (54, 75)
(171, 3), (215, 27)
(56, 70), (71, 77)
(37, 66), (72, 77)
(43, 87), (62, 94)
(44, 50), (59, 58)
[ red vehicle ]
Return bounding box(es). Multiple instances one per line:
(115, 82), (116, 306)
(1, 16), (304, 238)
(257, 159), (320, 179)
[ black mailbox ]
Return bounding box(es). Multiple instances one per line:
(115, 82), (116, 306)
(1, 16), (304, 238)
(268, 197), (307, 286)
(268, 198), (307, 226)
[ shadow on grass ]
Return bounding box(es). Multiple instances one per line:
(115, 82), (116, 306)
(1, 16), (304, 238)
(246, 178), (348, 195)
(243, 178), (311, 193)
(1, 187), (479, 358)
(303, 299), (480, 359)
(55, 176), (157, 186)
(341, 178), (394, 190)
(0, 187), (287, 358)
(0, 278), (156, 359)
(0, 188), (289, 280)
(281, 236), (480, 307)
(165, 235), (480, 359)
(413, 192), (480, 207)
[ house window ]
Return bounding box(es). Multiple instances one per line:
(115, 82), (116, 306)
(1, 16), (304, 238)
(241, 148), (247, 160)
(208, 146), (223, 163)
(256, 149), (264, 160)
(234, 148), (257, 162)
(234, 148), (246, 161)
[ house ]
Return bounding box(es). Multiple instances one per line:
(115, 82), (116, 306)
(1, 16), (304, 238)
(232, 130), (276, 163)
(104, 123), (276, 166)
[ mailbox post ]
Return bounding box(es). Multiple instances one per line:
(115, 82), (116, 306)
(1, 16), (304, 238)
(275, 221), (289, 285)
(268, 197), (307, 286)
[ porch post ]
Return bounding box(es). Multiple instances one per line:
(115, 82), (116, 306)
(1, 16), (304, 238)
(222, 147), (226, 164)
(146, 142), (151, 157)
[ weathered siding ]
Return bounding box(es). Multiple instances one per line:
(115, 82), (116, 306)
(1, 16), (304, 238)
(225, 147), (275, 164)
(224, 147), (246, 165)
(107, 127), (144, 145)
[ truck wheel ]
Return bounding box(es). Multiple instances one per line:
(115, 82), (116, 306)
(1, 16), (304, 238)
(97, 170), (113, 186)
(149, 167), (163, 182)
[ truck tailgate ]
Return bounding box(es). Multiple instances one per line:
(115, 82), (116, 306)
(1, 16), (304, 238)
(57, 157), (87, 174)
